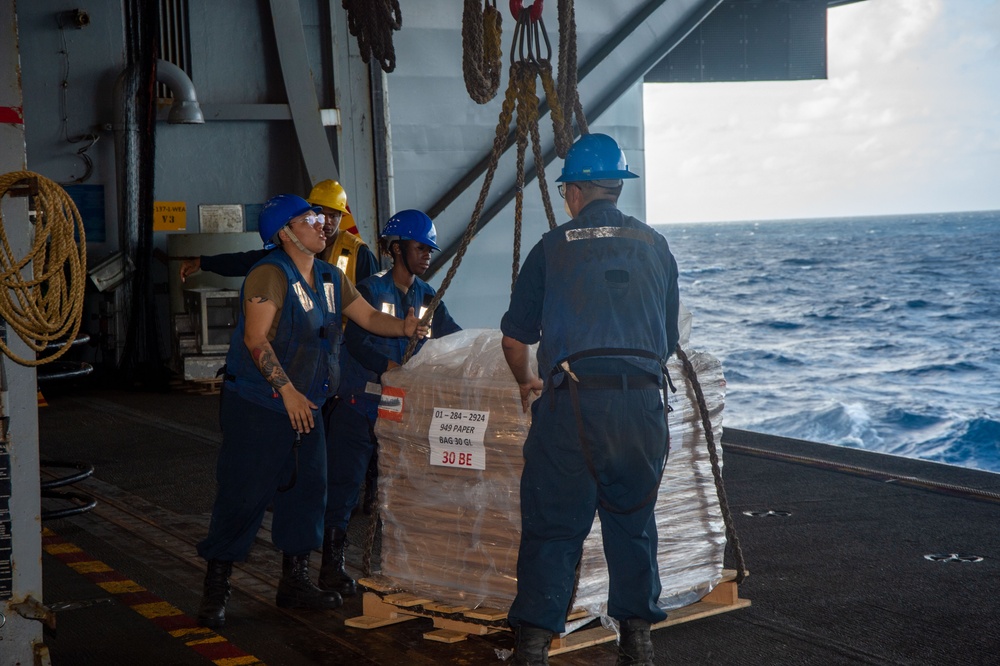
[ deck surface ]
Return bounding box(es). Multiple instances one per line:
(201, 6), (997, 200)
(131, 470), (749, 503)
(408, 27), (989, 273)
(36, 385), (1000, 665)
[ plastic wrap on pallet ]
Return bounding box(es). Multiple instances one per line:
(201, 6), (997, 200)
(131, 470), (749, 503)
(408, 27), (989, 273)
(374, 328), (727, 624)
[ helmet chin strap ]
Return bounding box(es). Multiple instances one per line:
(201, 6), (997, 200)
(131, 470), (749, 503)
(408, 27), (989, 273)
(282, 225), (313, 255)
(395, 241), (418, 276)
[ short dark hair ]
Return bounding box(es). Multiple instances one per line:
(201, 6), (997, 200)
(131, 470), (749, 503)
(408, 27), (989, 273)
(579, 179), (623, 199)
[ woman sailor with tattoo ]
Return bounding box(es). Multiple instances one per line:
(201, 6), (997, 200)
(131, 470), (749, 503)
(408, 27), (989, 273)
(194, 194), (427, 628)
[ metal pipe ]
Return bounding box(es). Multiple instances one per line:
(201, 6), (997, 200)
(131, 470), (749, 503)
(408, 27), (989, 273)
(155, 59), (204, 124)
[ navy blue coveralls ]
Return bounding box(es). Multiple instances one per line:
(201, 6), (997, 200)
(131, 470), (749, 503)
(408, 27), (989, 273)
(325, 270), (461, 532)
(198, 251), (342, 561)
(501, 199), (680, 634)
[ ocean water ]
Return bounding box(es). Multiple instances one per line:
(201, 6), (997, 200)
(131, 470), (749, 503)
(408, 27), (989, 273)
(655, 210), (1000, 474)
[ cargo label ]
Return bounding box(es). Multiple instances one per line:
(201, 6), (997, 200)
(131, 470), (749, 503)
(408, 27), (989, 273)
(428, 407), (488, 470)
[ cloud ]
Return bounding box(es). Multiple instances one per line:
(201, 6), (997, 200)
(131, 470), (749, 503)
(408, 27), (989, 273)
(830, 0), (940, 67)
(643, 0), (1000, 223)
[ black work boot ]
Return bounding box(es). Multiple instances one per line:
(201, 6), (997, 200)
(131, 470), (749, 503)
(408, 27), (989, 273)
(276, 552), (343, 610)
(318, 527), (357, 597)
(511, 625), (553, 665)
(197, 559), (233, 628)
(616, 618), (655, 666)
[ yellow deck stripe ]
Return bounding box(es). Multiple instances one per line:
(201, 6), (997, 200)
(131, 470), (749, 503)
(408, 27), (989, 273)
(132, 601), (184, 619)
(214, 657), (264, 666)
(45, 528), (267, 665)
(69, 560), (113, 574)
(97, 580), (147, 594)
(186, 635), (228, 646)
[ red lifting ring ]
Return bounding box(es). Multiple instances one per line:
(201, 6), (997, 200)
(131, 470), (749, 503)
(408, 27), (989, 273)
(510, 0), (543, 22)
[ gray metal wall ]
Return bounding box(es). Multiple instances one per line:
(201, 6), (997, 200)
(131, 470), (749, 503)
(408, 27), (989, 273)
(17, 1), (326, 260)
(16, 0), (719, 343)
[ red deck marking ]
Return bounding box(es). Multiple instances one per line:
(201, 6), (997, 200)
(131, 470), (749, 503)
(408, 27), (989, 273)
(0, 106), (23, 124)
(41, 527), (267, 665)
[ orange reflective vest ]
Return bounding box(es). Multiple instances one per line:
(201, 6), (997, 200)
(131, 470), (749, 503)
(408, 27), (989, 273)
(321, 231), (368, 285)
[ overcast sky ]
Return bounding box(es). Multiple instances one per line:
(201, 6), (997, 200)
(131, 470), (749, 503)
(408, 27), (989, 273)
(643, 0), (1000, 224)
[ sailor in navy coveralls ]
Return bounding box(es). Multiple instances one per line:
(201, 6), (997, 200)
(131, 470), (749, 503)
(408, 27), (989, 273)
(500, 134), (680, 666)
(195, 194), (426, 629)
(319, 210), (461, 597)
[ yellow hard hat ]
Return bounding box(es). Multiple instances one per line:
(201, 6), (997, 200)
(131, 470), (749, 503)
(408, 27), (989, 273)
(308, 179), (356, 233)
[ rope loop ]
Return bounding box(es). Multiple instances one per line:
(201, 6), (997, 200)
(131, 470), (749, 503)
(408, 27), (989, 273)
(0, 171), (87, 366)
(462, 0), (503, 103)
(342, 0), (402, 73)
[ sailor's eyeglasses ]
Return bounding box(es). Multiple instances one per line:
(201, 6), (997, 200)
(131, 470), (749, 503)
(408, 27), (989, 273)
(557, 183), (579, 199)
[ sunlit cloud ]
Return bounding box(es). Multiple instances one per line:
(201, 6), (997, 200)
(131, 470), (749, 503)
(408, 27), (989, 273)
(643, 0), (1000, 223)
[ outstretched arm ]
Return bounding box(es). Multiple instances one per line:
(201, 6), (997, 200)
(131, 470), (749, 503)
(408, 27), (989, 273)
(343, 298), (428, 340)
(200, 249), (272, 278)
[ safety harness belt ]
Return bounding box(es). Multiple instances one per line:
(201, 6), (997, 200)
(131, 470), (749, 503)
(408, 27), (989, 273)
(554, 347), (675, 515)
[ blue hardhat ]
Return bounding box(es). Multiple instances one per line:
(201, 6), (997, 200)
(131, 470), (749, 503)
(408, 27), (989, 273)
(380, 209), (440, 251)
(259, 194), (321, 249)
(555, 133), (639, 183)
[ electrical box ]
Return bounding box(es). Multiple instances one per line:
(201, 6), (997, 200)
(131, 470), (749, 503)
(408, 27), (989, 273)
(183, 287), (240, 354)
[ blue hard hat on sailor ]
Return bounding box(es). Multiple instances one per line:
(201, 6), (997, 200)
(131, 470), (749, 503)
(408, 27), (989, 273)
(380, 209), (441, 252)
(556, 133), (639, 183)
(259, 194), (322, 250)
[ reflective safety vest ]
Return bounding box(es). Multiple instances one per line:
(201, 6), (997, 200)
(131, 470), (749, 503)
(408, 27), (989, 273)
(224, 251), (342, 413)
(321, 231), (368, 285)
(339, 270), (440, 420)
(537, 202), (672, 380)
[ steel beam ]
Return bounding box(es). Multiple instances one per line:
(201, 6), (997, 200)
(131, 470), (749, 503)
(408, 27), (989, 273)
(269, 0), (339, 185)
(0, 1), (45, 662)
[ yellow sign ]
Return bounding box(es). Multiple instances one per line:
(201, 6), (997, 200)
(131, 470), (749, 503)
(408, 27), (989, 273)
(154, 201), (187, 231)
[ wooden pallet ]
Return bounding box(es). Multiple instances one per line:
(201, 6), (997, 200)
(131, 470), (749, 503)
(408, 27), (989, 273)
(170, 376), (223, 396)
(347, 570), (750, 653)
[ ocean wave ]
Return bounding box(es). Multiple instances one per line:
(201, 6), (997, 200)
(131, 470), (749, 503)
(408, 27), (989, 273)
(757, 320), (805, 330)
(889, 416), (1000, 472)
(748, 401), (882, 449)
(882, 408), (945, 430)
(892, 361), (982, 377)
(681, 266), (725, 276)
(668, 211), (1000, 474)
(724, 350), (805, 366)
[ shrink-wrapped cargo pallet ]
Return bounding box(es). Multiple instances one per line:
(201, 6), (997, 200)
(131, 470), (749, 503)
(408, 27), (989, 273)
(373, 329), (727, 630)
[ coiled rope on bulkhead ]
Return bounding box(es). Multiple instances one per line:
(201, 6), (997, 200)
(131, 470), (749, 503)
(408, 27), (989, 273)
(0, 171), (87, 366)
(342, 0), (402, 73)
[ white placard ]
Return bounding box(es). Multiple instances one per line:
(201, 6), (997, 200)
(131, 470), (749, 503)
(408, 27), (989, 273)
(428, 407), (489, 470)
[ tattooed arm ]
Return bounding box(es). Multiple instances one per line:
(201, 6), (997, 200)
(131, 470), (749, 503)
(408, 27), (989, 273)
(243, 295), (317, 433)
